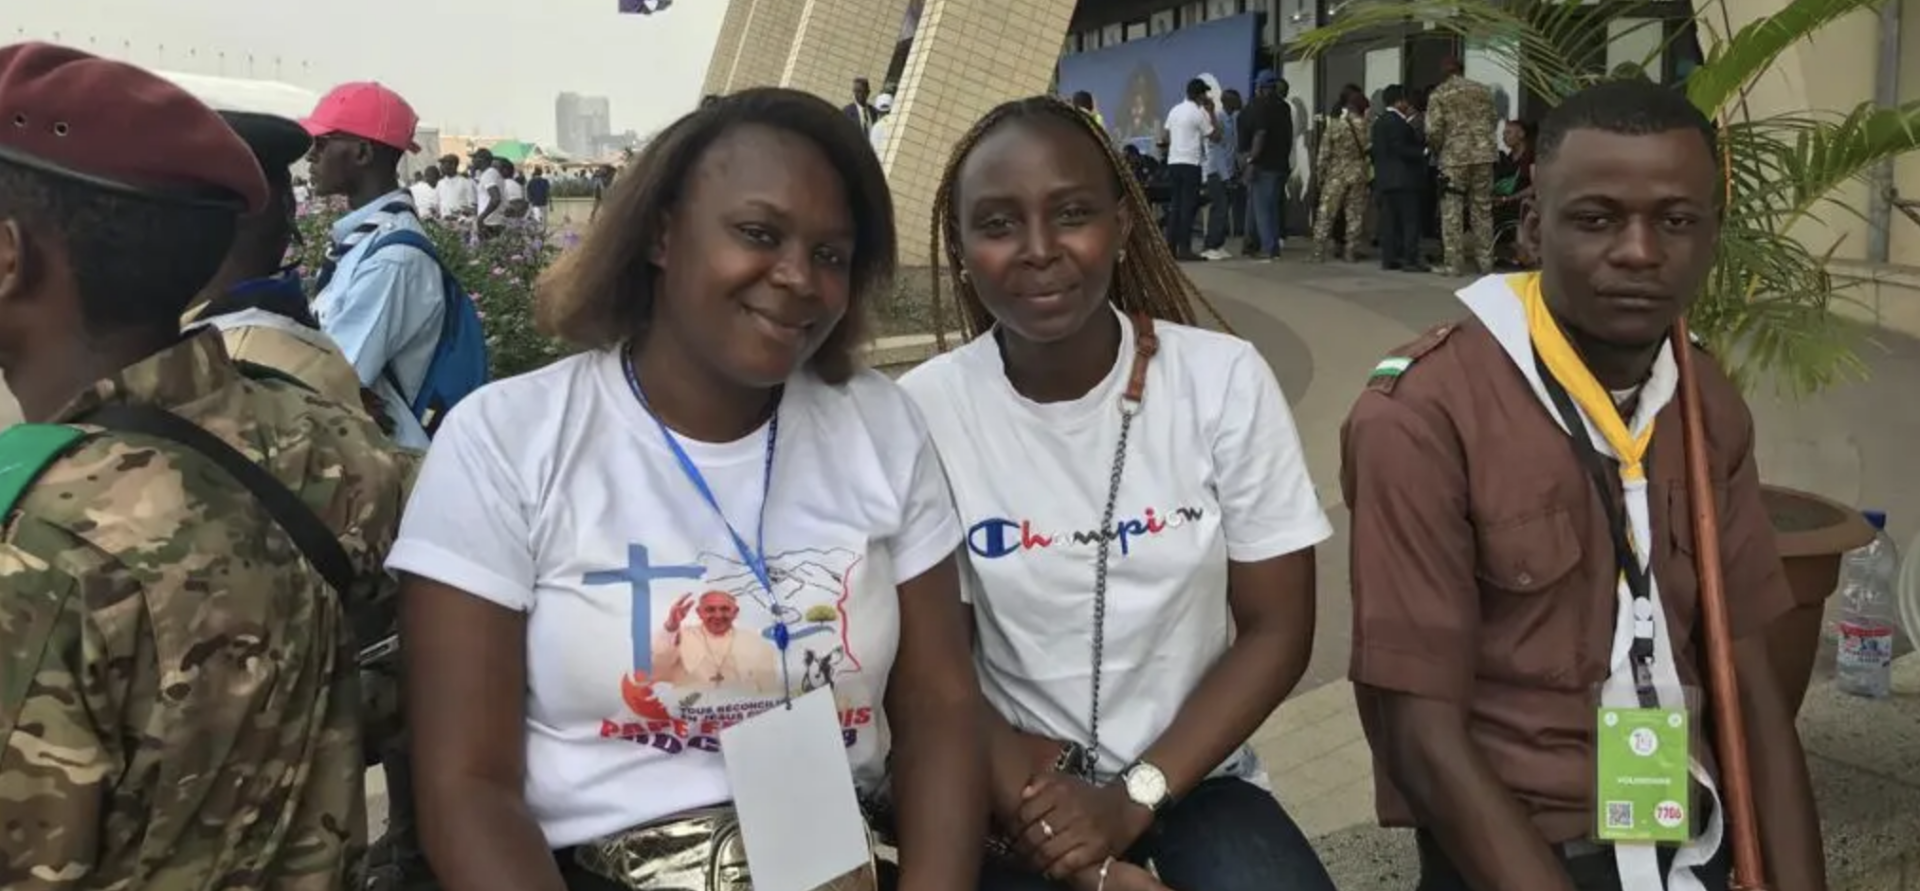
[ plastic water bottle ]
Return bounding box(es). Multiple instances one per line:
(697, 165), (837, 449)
(1835, 510), (1901, 698)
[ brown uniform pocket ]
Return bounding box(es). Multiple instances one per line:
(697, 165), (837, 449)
(1475, 508), (1587, 683)
(1476, 508), (1582, 593)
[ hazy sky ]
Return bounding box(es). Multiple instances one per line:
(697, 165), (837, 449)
(9, 0), (728, 145)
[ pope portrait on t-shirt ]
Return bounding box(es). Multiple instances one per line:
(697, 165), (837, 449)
(653, 590), (780, 693)
(626, 545), (876, 717)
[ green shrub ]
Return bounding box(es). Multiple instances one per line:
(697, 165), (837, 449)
(548, 177), (603, 200)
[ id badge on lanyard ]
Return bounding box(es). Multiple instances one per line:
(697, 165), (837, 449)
(1595, 706), (1692, 843)
(1534, 355), (1692, 844)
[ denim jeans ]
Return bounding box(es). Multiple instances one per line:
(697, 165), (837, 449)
(1204, 175), (1234, 250)
(1163, 163), (1204, 257)
(1249, 168), (1286, 255)
(1226, 181), (1247, 238)
(977, 777), (1336, 891)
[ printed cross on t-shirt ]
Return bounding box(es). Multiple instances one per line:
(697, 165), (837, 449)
(584, 543), (705, 673)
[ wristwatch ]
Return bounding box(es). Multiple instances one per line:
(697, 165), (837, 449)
(1119, 760), (1171, 813)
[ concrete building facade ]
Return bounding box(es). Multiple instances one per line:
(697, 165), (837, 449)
(722, 0), (810, 93)
(881, 0), (1080, 263)
(700, 0), (760, 98)
(782, 0), (917, 109)
(701, 0), (1077, 263)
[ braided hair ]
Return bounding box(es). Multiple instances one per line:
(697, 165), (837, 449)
(927, 95), (1232, 350)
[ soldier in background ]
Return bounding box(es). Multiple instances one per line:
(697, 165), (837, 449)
(1312, 92), (1373, 263)
(0, 42), (409, 889)
(1424, 55), (1500, 276)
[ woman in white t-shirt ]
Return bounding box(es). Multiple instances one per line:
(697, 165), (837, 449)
(900, 97), (1338, 891)
(391, 89), (985, 891)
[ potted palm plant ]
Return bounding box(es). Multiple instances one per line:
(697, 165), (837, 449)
(1297, 0), (1920, 712)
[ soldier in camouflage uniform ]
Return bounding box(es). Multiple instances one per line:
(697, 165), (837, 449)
(1312, 93), (1372, 263)
(0, 43), (409, 890)
(1423, 56), (1500, 276)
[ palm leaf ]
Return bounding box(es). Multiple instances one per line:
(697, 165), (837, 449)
(1761, 101), (1920, 228)
(1297, 0), (1662, 106)
(1700, 100), (1920, 394)
(1685, 0), (1889, 117)
(1702, 223), (1864, 395)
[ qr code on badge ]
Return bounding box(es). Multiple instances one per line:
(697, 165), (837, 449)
(1605, 801), (1635, 830)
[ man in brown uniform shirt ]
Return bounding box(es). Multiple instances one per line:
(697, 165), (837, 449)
(1341, 81), (1824, 891)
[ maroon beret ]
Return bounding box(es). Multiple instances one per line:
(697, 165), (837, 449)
(0, 42), (267, 214)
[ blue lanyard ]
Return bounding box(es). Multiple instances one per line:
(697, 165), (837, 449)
(621, 348), (794, 698)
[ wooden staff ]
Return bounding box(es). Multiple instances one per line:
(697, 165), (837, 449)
(1670, 319), (1770, 891)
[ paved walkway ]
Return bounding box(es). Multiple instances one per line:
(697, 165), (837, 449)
(1196, 252), (1920, 889)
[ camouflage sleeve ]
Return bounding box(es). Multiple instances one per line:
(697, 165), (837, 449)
(1426, 92), (1448, 154)
(0, 531), (119, 890)
(394, 446), (426, 499)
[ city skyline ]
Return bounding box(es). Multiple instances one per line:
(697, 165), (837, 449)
(556, 91), (617, 157)
(7, 0), (726, 145)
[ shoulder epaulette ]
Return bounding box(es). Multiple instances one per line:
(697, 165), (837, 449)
(0, 424), (93, 522)
(1366, 323), (1457, 394)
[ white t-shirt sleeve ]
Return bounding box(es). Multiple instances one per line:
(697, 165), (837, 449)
(955, 550), (985, 605)
(1211, 343), (1332, 562)
(887, 423), (962, 585)
(385, 395), (538, 610)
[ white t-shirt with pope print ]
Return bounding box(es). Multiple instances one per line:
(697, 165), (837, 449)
(387, 349), (962, 847)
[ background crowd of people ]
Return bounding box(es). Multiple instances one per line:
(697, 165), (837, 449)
(1064, 63), (1541, 275)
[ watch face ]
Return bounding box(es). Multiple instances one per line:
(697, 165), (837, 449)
(1126, 764), (1168, 806)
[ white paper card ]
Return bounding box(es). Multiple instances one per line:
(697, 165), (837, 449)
(720, 686), (868, 891)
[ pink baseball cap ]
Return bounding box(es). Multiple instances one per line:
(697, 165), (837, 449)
(300, 82), (421, 153)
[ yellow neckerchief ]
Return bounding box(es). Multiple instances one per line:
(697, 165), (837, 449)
(1512, 272), (1655, 481)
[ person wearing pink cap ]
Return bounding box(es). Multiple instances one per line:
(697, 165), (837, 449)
(0, 42), (411, 890)
(301, 81), (445, 450)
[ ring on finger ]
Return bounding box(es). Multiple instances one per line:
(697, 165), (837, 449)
(1041, 820), (1056, 838)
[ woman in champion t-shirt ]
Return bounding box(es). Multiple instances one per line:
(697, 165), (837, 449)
(389, 90), (985, 891)
(900, 97), (1337, 891)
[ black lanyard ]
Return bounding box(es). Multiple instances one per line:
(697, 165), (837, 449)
(1533, 353), (1661, 708)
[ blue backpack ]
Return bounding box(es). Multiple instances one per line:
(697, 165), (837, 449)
(361, 228), (489, 436)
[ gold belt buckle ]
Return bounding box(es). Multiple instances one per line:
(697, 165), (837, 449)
(575, 805), (880, 891)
